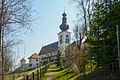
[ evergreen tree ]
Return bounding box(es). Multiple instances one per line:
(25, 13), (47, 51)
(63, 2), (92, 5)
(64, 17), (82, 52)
(86, 1), (120, 70)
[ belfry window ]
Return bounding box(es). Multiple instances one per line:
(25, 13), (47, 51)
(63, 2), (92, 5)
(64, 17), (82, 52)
(60, 35), (62, 44)
(66, 35), (70, 43)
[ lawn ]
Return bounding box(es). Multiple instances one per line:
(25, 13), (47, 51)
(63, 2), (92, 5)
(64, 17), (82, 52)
(2, 67), (41, 80)
(7, 64), (119, 80)
(43, 64), (120, 80)
(43, 64), (77, 80)
(3, 70), (32, 80)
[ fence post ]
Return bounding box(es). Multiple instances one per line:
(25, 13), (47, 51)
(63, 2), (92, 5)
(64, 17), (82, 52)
(48, 64), (49, 68)
(43, 66), (45, 73)
(37, 70), (39, 80)
(44, 65), (46, 72)
(32, 72), (34, 80)
(44, 66), (46, 72)
(47, 64), (48, 69)
(40, 68), (42, 79)
(26, 75), (29, 80)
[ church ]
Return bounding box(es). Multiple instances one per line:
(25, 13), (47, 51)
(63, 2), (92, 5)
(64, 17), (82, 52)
(17, 12), (71, 72)
(39, 12), (71, 62)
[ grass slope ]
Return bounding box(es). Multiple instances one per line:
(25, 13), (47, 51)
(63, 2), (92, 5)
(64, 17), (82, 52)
(44, 64), (77, 80)
(44, 64), (120, 80)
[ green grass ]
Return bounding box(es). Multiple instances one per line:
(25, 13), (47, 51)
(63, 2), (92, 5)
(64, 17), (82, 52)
(53, 68), (76, 80)
(43, 64), (120, 80)
(4, 70), (31, 80)
(74, 69), (120, 80)
(3, 67), (42, 80)
(43, 64), (77, 80)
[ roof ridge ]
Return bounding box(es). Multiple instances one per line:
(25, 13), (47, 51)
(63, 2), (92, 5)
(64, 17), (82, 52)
(21, 58), (26, 61)
(43, 41), (58, 47)
(28, 53), (41, 59)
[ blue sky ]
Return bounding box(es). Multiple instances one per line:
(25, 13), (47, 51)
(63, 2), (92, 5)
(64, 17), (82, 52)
(18, 0), (77, 63)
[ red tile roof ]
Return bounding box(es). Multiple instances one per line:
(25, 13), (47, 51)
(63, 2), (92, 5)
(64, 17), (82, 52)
(28, 53), (41, 59)
(21, 58), (26, 62)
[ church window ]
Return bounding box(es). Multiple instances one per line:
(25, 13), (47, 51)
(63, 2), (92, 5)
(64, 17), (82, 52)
(60, 35), (62, 44)
(66, 35), (70, 43)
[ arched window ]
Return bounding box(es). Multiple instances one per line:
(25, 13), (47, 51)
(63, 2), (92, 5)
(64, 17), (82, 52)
(66, 35), (70, 43)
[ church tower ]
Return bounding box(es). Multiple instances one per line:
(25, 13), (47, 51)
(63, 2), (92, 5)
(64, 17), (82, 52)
(58, 12), (71, 56)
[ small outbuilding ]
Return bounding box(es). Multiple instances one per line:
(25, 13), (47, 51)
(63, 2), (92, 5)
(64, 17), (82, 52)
(20, 58), (26, 65)
(28, 53), (42, 67)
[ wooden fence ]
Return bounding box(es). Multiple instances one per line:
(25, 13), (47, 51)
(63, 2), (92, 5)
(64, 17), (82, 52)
(15, 63), (51, 80)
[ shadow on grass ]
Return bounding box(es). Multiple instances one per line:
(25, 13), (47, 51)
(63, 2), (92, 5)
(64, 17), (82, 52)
(53, 68), (77, 80)
(45, 65), (77, 80)
(68, 73), (77, 79)
(55, 70), (69, 79)
(48, 68), (64, 72)
(75, 69), (120, 80)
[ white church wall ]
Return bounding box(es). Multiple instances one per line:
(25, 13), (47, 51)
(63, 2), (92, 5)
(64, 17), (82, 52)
(58, 31), (71, 55)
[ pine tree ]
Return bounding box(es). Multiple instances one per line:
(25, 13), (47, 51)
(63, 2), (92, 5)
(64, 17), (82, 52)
(86, 1), (120, 70)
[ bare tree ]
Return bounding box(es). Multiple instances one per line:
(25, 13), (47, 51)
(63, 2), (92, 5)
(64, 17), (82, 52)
(73, 25), (86, 73)
(0, 0), (32, 79)
(65, 39), (88, 73)
(3, 43), (13, 73)
(73, 0), (95, 32)
(65, 0), (96, 74)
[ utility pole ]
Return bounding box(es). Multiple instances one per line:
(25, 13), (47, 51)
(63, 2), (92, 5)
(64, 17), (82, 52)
(116, 25), (120, 70)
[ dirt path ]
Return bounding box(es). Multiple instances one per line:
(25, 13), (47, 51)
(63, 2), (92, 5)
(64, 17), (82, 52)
(46, 72), (56, 80)
(45, 65), (58, 80)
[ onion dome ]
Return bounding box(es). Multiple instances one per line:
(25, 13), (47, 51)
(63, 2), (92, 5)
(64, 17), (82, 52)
(59, 12), (69, 31)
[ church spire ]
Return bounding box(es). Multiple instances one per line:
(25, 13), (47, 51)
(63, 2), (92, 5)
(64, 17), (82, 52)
(59, 12), (69, 31)
(62, 12), (67, 23)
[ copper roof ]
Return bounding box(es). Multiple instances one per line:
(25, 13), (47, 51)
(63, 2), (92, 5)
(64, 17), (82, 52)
(28, 53), (41, 59)
(21, 58), (26, 62)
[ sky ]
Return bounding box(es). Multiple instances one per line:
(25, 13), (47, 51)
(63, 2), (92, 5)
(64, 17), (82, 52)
(17, 0), (78, 64)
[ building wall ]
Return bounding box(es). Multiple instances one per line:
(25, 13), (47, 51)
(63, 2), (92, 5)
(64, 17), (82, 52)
(40, 54), (46, 58)
(29, 58), (41, 65)
(40, 51), (57, 59)
(39, 51), (57, 64)
(58, 31), (71, 55)
(47, 52), (57, 57)
(21, 61), (26, 65)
